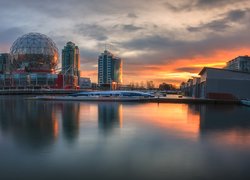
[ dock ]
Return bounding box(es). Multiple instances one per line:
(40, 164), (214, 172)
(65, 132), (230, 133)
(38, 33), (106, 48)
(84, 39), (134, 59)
(0, 89), (241, 105)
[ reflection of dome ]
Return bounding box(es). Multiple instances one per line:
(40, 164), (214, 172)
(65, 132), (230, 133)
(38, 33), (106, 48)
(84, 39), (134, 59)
(10, 33), (59, 72)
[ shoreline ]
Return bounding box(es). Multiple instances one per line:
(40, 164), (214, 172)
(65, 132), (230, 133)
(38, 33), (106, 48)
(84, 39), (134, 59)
(0, 89), (241, 105)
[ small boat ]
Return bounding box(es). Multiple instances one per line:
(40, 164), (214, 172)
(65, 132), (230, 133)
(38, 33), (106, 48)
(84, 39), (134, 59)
(241, 99), (250, 106)
(29, 91), (156, 102)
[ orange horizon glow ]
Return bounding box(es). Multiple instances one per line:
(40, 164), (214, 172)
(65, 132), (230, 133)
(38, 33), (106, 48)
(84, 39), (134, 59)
(81, 48), (250, 87)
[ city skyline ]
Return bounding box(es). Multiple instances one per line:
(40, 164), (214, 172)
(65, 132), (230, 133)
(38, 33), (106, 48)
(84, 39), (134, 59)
(1, 0), (250, 85)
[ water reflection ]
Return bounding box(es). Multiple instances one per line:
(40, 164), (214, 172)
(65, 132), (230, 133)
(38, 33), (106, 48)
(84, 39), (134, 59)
(199, 105), (250, 147)
(0, 98), (58, 149)
(0, 97), (81, 149)
(98, 102), (122, 133)
(61, 102), (80, 142)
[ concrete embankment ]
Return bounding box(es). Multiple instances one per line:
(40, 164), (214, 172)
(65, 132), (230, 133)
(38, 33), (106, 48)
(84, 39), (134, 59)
(0, 89), (83, 95)
(152, 98), (240, 105)
(0, 90), (241, 105)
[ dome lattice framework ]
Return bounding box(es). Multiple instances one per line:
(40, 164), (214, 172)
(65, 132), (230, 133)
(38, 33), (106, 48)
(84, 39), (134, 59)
(10, 33), (59, 72)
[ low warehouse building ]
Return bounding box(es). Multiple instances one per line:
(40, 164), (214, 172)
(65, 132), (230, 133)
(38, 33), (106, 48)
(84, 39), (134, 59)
(199, 67), (250, 100)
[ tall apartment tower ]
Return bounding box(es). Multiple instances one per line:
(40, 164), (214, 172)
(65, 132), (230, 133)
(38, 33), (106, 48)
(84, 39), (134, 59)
(62, 42), (80, 77)
(225, 56), (250, 72)
(98, 50), (122, 87)
(0, 53), (10, 74)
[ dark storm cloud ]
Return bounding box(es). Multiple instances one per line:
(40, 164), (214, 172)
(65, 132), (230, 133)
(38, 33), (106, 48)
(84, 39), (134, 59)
(175, 67), (202, 73)
(187, 9), (248, 32)
(75, 24), (108, 41)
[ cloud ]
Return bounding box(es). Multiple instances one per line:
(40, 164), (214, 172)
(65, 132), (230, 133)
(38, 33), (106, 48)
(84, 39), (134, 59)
(187, 20), (230, 32)
(163, 1), (194, 12)
(187, 9), (248, 32)
(122, 24), (143, 32)
(127, 13), (138, 18)
(175, 67), (202, 73)
(164, 0), (249, 12)
(226, 9), (248, 21)
(75, 24), (108, 41)
(196, 0), (242, 8)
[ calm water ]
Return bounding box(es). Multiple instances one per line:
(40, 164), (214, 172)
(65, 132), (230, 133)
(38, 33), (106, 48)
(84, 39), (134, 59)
(1, 97), (250, 180)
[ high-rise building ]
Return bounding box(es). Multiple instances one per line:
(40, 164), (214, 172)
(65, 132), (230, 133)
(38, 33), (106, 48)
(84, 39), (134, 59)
(62, 42), (80, 77)
(225, 56), (250, 72)
(0, 53), (10, 74)
(98, 50), (122, 88)
(61, 42), (80, 88)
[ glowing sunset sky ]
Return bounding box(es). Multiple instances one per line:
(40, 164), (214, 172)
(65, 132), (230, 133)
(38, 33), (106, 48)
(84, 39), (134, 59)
(1, 0), (250, 86)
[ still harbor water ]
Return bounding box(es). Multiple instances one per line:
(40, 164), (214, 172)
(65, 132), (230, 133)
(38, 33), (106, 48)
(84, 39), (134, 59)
(1, 97), (250, 180)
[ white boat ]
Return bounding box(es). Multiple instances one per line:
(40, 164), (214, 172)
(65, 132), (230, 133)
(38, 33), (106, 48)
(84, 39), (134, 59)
(241, 99), (250, 106)
(29, 91), (156, 102)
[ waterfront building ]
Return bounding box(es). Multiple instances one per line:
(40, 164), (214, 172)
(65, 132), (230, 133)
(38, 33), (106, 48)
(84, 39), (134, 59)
(225, 56), (250, 72)
(62, 42), (80, 77)
(10, 33), (59, 73)
(191, 77), (201, 98)
(0, 53), (10, 74)
(79, 77), (91, 89)
(61, 42), (80, 88)
(199, 67), (250, 99)
(0, 33), (60, 89)
(98, 50), (122, 89)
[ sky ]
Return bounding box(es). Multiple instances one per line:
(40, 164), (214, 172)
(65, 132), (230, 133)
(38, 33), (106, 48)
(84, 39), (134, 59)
(1, 0), (250, 86)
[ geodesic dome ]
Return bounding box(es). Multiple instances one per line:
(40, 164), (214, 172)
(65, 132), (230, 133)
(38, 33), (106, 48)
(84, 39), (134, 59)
(10, 33), (59, 72)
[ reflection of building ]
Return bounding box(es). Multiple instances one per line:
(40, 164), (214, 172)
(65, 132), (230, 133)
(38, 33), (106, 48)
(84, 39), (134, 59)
(61, 103), (80, 142)
(0, 53), (10, 74)
(0, 98), (58, 149)
(199, 105), (250, 131)
(198, 105), (250, 146)
(98, 50), (122, 89)
(61, 42), (80, 88)
(98, 103), (122, 132)
(225, 56), (250, 72)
